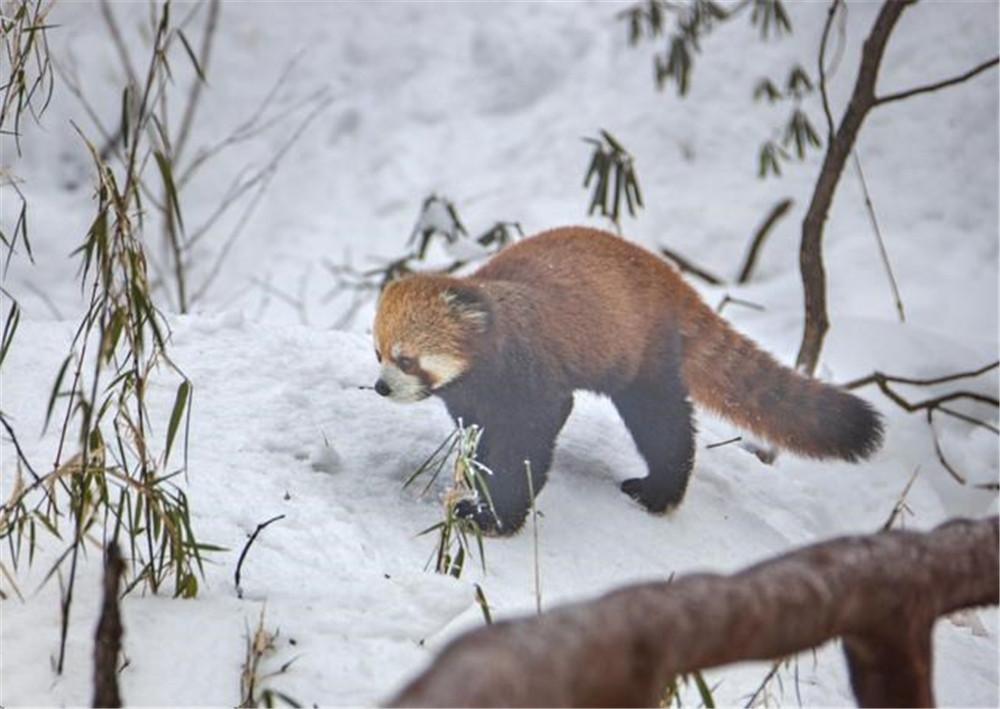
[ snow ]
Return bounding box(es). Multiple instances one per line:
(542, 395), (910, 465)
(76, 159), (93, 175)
(2, 1), (998, 706)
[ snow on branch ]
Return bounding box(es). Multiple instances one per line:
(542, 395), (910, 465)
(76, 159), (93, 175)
(389, 517), (998, 708)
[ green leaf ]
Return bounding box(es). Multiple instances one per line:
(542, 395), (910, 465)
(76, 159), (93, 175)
(177, 30), (207, 83)
(752, 78), (782, 103)
(786, 64), (813, 97)
(474, 583), (493, 625)
(0, 298), (19, 368)
(693, 670), (716, 708)
(164, 380), (191, 465)
(121, 85), (130, 150)
(44, 354), (72, 433)
(153, 149), (185, 234)
(416, 521), (446, 537)
(666, 35), (691, 96)
(758, 142), (783, 179)
(600, 129), (625, 154)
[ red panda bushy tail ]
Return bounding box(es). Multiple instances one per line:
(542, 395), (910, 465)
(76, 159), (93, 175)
(680, 305), (883, 461)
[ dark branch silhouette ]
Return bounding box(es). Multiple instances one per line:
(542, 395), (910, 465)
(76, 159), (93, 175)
(796, 0), (915, 375)
(736, 197), (793, 284)
(875, 55), (999, 107)
(93, 544), (125, 708)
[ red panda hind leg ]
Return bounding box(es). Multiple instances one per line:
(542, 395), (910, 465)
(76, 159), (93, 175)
(613, 338), (696, 513)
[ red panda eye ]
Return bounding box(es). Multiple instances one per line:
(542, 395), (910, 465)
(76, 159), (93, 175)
(397, 356), (416, 373)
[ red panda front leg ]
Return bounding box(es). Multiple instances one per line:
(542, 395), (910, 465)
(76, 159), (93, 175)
(454, 395), (573, 536)
(613, 356), (696, 514)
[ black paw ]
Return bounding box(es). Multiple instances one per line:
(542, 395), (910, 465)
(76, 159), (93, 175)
(454, 499), (522, 537)
(620, 477), (679, 514)
(454, 499), (501, 535)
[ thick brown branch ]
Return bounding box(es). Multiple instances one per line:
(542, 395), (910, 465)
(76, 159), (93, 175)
(389, 517), (998, 708)
(92, 544), (125, 708)
(875, 55), (999, 107)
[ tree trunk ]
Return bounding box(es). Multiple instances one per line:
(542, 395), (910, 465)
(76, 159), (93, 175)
(795, 0), (916, 375)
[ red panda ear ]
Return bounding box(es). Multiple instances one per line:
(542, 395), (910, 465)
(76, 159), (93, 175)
(442, 285), (492, 332)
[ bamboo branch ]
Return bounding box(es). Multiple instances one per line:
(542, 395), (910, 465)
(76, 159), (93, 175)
(389, 517), (999, 708)
(852, 151), (904, 322)
(92, 544), (125, 708)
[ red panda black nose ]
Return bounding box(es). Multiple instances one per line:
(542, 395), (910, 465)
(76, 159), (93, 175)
(374, 379), (391, 397)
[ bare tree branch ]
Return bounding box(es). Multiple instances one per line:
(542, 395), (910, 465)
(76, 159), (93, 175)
(390, 517), (998, 708)
(659, 245), (724, 285)
(173, 0), (221, 164)
(796, 0), (915, 375)
(736, 197), (793, 284)
(875, 55), (999, 107)
(817, 0), (844, 140)
(843, 360), (999, 390)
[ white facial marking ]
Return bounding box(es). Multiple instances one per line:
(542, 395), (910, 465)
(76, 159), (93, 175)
(420, 354), (466, 390)
(379, 362), (428, 403)
(390, 343), (402, 358)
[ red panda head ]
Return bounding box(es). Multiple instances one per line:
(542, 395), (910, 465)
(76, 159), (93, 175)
(372, 276), (491, 402)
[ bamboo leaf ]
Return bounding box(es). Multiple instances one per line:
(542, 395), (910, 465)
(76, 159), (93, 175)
(44, 354), (72, 432)
(0, 298), (20, 367)
(474, 583), (493, 625)
(177, 30), (207, 83)
(121, 85), (130, 150)
(164, 380), (191, 465)
(693, 670), (716, 707)
(154, 149), (185, 234)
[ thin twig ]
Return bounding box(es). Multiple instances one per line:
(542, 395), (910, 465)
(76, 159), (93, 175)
(173, 0), (220, 164)
(926, 410), (967, 485)
(526, 461), (541, 616)
(817, 0), (843, 140)
(716, 294), (765, 314)
(188, 93), (334, 305)
(736, 198), (793, 284)
(1, 414), (41, 482)
(843, 361), (998, 390)
(177, 51), (310, 188)
(844, 364), (999, 442)
(852, 151), (904, 322)
(938, 405), (999, 435)
(744, 658), (782, 708)
(234, 514), (286, 598)
(882, 467), (921, 530)
(660, 245), (724, 285)
(875, 56), (1000, 107)
(706, 436), (742, 450)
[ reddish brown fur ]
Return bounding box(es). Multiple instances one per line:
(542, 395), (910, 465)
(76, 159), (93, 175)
(373, 226), (882, 533)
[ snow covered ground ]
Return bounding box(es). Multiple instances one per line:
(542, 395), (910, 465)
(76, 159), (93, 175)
(2, 1), (998, 706)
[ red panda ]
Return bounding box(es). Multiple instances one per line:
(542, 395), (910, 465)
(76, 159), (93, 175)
(372, 226), (883, 535)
